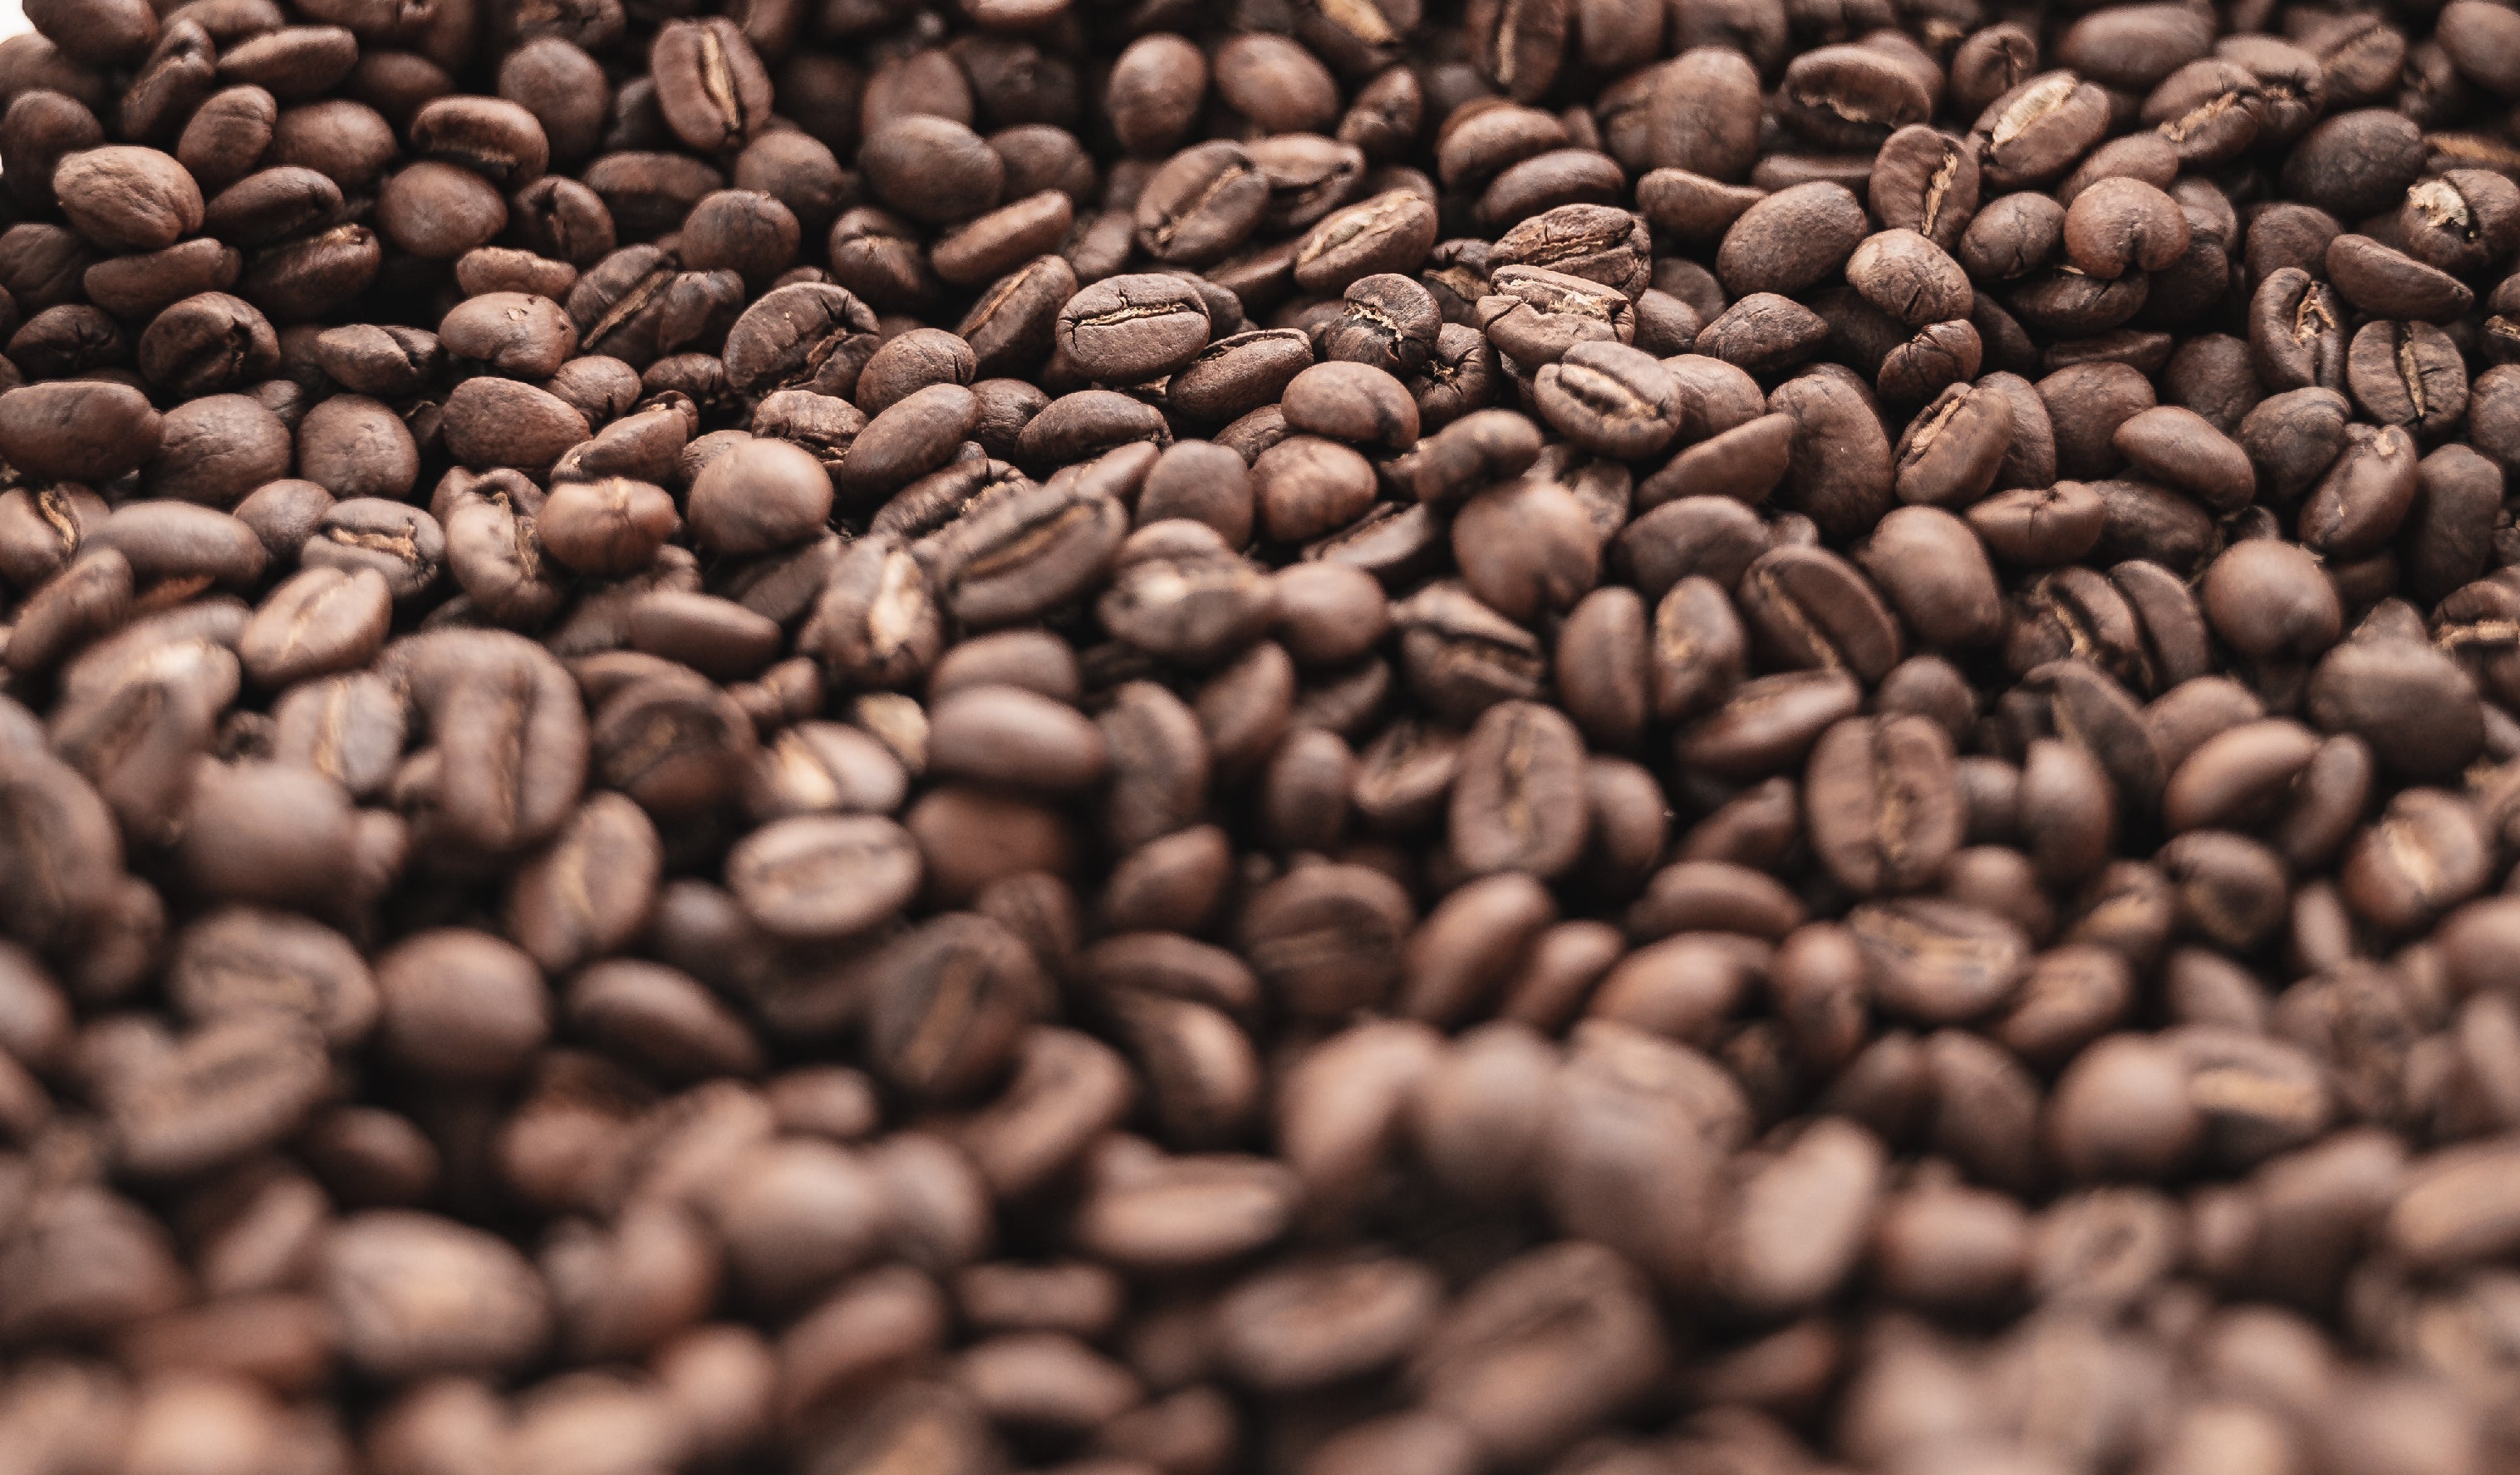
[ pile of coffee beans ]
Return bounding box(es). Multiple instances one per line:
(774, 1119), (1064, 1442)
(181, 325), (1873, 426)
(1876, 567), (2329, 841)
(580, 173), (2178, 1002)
(11, 0), (2520, 1468)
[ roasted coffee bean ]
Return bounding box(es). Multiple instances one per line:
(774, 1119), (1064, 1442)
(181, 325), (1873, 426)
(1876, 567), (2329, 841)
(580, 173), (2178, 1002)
(1136, 141), (1270, 267)
(1779, 44), (1932, 151)
(1891, 380), (2014, 508)
(2346, 320), (2468, 435)
(1318, 272), (1439, 377)
(2061, 176), (2190, 279)
(728, 814), (921, 942)
(1447, 700), (1589, 879)
(1976, 71), (2113, 189)
(1294, 188), (1438, 293)
(1055, 273), (1211, 385)
(2328, 233), (2474, 324)
(1531, 341), (1678, 460)
(1736, 546), (1904, 683)
(1714, 183), (1867, 299)
(1857, 506), (2004, 649)
(1280, 361), (1419, 455)
(2300, 423), (2420, 557)
(1845, 229), (1972, 327)
(1805, 715), (1963, 896)
(723, 280), (881, 398)
(322, 1211), (552, 1379)
(385, 630), (587, 853)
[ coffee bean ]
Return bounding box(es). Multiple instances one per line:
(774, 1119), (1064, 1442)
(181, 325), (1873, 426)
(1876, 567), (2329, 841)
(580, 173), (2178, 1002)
(1294, 189), (1438, 293)
(724, 280), (881, 398)
(1715, 182), (1866, 298)
(924, 480), (1129, 630)
(1805, 715), (1964, 897)
(1465, 0), (1568, 102)
(1779, 44), (1932, 151)
(2328, 233), (2475, 323)
(725, 813), (921, 943)
(2061, 176), (2190, 278)
(322, 1211), (552, 1379)
(1871, 125), (1981, 250)
(1975, 71), (2112, 189)
(385, 630), (587, 853)
(1317, 272), (1440, 377)
(0, 379), (163, 481)
(1055, 273), (1212, 385)
(1407, 1242), (1667, 1468)
(1255, 435), (1377, 545)
(1443, 700), (1589, 880)
(2299, 423), (2419, 557)
(2346, 319), (2468, 435)
(1134, 141), (1269, 267)
(238, 566), (391, 687)
(1530, 341), (1678, 459)
(2112, 405), (2253, 510)
(53, 145), (203, 252)
(1857, 505), (2004, 649)
(1736, 545), (1903, 683)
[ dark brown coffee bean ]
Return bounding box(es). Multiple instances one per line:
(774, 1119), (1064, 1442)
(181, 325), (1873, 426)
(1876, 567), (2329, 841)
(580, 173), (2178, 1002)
(2327, 233), (2475, 323)
(1055, 273), (1211, 385)
(1805, 715), (1963, 897)
(1314, 272), (1440, 380)
(1015, 390), (1170, 470)
(1976, 71), (2112, 189)
(1407, 1242), (1667, 1468)
(640, 17), (767, 156)
(1870, 125), (1981, 252)
(1294, 189), (1438, 293)
(1848, 897), (2031, 1024)
(1714, 182), (1866, 299)
(1446, 700), (1589, 881)
(1736, 545), (1904, 683)
(1255, 435), (1377, 546)
(2345, 320), (2468, 436)
(2299, 424), (2420, 558)
(1135, 141), (1269, 267)
(322, 1211), (552, 1379)
(1767, 365), (1894, 538)
(1465, 0), (1568, 103)
(726, 813), (921, 943)
(440, 376), (589, 475)
(1891, 380), (2014, 508)
(237, 565), (390, 688)
(1638, 47), (1757, 184)
(723, 280), (881, 398)
(1276, 362), (1415, 457)
(1845, 229), (1972, 327)
(2310, 634), (2483, 780)
(1675, 669), (1862, 780)
(2281, 108), (2426, 219)
(0, 378), (163, 482)
(1530, 341), (1678, 460)
(52, 144), (202, 252)
(385, 630), (588, 853)
(2113, 406), (2254, 511)
(1857, 506), (2004, 649)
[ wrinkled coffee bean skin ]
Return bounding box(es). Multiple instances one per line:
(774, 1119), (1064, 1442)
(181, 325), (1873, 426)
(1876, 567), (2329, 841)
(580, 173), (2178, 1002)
(0, 2), (2518, 1473)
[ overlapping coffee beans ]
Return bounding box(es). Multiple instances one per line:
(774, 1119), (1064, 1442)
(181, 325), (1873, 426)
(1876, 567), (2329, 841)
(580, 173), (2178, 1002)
(7, 0), (2520, 1470)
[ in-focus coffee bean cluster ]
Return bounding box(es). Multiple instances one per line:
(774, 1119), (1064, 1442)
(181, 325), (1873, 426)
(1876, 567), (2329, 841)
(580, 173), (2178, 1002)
(9, 0), (2520, 1468)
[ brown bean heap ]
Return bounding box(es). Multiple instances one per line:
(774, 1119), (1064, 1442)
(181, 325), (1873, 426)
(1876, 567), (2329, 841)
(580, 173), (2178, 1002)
(7, 0), (2520, 1469)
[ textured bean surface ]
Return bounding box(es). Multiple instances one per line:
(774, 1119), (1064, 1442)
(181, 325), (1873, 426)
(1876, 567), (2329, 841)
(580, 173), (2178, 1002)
(5, 0), (2520, 1473)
